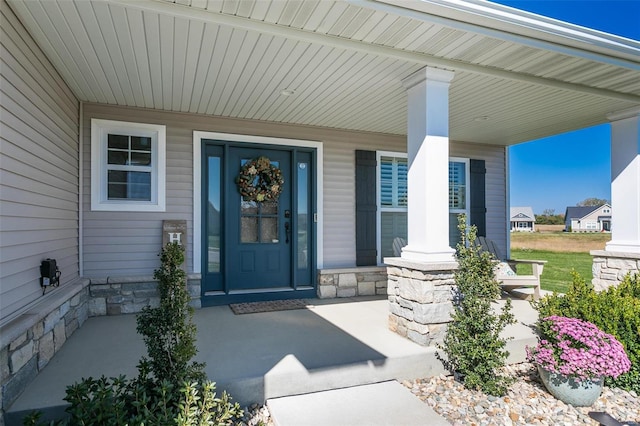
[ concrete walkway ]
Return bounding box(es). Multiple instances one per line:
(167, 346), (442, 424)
(268, 381), (451, 426)
(5, 295), (538, 425)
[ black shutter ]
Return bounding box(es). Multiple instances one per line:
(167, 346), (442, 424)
(470, 159), (487, 237)
(355, 150), (377, 266)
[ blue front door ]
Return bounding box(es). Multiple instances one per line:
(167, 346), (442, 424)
(227, 147), (292, 290)
(202, 141), (316, 305)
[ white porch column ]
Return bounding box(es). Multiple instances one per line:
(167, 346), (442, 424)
(401, 67), (455, 263)
(606, 108), (640, 254)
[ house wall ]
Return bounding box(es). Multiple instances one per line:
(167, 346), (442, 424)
(581, 206), (607, 231)
(571, 206), (611, 232)
(81, 103), (406, 275)
(1, 0), (86, 416)
(511, 221), (534, 232)
(82, 104), (509, 276)
(0, 0), (80, 323)
(450, 142), (508, 255)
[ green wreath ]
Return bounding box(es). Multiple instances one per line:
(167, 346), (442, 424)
(236, 156), (284, 202)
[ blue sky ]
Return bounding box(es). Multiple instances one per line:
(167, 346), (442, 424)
(490, 1), (640, 215)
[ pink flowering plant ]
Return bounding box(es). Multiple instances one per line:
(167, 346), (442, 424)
(527, 316), (631, 382)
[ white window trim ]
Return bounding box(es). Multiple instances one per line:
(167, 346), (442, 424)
(91, 119), (166, 212)
(376, 152), (470, 264)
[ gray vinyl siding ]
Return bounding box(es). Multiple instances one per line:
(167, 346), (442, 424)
(1, 0), (79, 321)
(82, 103), (509, 275)
(450, 142), (508, 258)
(81, 104), (407, 274)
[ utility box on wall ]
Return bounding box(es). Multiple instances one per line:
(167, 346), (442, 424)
(162, 220), (188, 271)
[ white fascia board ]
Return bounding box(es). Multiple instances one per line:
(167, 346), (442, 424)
(363, 0), (640, 69)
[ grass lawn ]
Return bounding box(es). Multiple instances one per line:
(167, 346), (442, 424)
(509, 232), (610, 293)
(510, 249), (593, 293)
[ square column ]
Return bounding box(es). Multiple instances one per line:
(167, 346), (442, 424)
(606, 108), (640, 254)
(401, 67), (456, 263)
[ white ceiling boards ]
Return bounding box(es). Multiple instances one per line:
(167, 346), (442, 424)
(8, 0), (639, 145)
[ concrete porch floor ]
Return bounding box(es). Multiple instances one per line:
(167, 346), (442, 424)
(5, 295), (539, 424)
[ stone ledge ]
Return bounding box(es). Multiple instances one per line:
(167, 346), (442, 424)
(0, 278), (90, 348)
(88, 273), (202, 285)
(319, 266), (386, 274)
(591, 250), (640, 260)
(384, 257), (459, 272)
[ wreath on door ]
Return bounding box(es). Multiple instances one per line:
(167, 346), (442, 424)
(236, 156), (284, 202)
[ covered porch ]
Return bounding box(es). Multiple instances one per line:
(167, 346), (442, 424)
(5, 295), (538, 423)
(2, 0), (640, 421)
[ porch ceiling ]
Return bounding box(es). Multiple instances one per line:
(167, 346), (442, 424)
(7, 0), (640, 145)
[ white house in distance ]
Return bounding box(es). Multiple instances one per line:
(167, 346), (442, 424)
(510, 207), (536, 232)
(1, 0), (639, 416)
(565, 204), (613, 232)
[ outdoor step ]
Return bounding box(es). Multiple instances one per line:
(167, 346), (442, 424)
(218, 345), (445, 406)
(267, 381), (451, 426)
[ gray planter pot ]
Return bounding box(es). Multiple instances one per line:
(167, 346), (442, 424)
(537, 365), (603, 407)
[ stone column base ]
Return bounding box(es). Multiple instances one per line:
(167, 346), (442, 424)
(385, 257), (457, 346)
(591, 250), (640, 291)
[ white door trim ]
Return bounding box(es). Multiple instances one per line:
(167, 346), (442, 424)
(192, 131), (324, 274)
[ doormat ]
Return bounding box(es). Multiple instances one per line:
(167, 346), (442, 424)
(229, 299), (308, 315)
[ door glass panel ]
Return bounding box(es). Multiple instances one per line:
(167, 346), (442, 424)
(261, 218), (278, 242)
(297, 161), (309, 269)
(241, 200), (258, 214)
(207, 156), (221, 273)
(262, 201), (278, 214)
(239, 158), (280, 244)
(241, 217), (259, 243)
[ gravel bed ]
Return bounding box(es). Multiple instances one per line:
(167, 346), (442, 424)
(239, 403), (274, 426)
(405, 363), (640, 426)
(237, 363), (639, 425)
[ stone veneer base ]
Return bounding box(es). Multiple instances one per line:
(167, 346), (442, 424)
(591, 250), (640, 291)
(1, 275), (202, 423)
(1, 279), (90, 419)
(317, 267), (387, 298)
(384, 257), (458, 347)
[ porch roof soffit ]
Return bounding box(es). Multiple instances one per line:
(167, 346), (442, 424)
(116, 0), (640, 101)
(7, 0), (640, 146)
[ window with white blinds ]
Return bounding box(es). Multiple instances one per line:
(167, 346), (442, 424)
(449, 161), (467, 211)
(376, 153), (470, 263)
(380, 156), (408, 208)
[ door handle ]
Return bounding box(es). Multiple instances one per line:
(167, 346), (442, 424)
(285, 222), (290, 244)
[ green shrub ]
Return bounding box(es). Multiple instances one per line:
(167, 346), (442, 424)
(439, 215), (516, 396)
(62, 375), (242, 426)
(137, 242), (205, 386)
(534, 272), (640, 392)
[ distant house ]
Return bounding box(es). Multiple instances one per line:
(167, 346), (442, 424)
(564, 204), (612, 232)
(510, 207), (536, 232)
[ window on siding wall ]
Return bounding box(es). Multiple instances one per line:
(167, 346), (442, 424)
(376, 153), (469, 263)
(378, 154), (408, 260)
(91, 119), (166, 211)
(448, 158), (470, 249)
